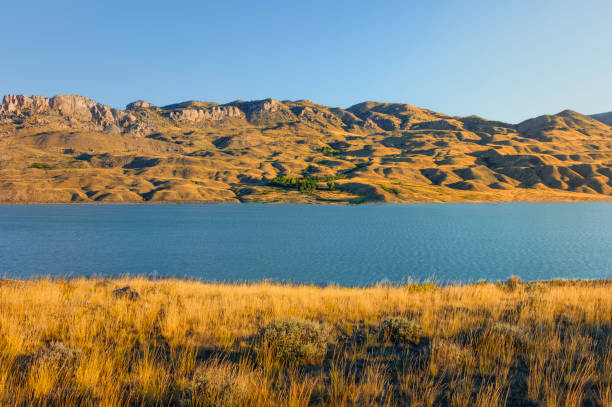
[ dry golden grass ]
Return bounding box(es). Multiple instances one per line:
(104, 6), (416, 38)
(0, 277), (610, 406)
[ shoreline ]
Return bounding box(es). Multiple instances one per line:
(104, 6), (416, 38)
(2, 196), (612, 206)
(2, 276), (611, 287)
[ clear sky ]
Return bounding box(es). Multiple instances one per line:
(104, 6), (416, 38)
(2, 0), (611, 123)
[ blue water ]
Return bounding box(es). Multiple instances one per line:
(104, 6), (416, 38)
(0, 203), (611, 285)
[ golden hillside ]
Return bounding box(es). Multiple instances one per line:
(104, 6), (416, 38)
(2, 94), (612, 203)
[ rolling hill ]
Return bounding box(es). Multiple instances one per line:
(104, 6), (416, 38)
(2, 93), (612, 204)
(591, 111), (612, 127)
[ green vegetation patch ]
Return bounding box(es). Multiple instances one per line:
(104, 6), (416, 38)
(319, 146), (340, 157)
(270, 174), (345, 193)
(380, 184), (401, 195)
(29, 162), (56, 169)
(270, 176), (319, 192)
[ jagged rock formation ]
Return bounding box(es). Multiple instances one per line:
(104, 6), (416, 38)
(1, 93), (612, 203)
(1, 94), (137, 129)
(164, 105), (244, 122)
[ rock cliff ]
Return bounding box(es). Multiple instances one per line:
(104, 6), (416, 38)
(1, 94), (136, 129)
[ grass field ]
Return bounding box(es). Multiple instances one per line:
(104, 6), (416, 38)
(0, 277), (610, 406)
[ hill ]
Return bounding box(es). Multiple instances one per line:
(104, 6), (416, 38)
(591, 111), (612, 127)
(2, 94), (612, 203)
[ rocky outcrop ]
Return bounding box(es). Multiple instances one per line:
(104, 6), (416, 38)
(2, 94), (487, 133)
(289, 106), (347, 128)
(157, 99), (297, 124)
(111, 286), (140, 300)
(228, 98), (282, 115)
(347, 101), (448, 129)
(226, 98), (296, 123)
(126, 100), (156, 110)
(164, 105), (244, 122)
(1, 94), (52, 113)
(1, 94), (136, 129)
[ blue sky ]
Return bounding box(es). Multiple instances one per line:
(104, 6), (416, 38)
(2, 0), (611, 123)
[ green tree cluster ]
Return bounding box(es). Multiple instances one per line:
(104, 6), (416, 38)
(270, 176), (318, 192)
(319, 147), (339, 156)
(270, 174), (345, 193)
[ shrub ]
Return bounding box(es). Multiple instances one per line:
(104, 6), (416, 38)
(506, 275), (522, 292)
(35, 342), (81, 370)
(190, 362), (250, 407)
(430, 339), (476, 372)
(27, 342), (82, 384)
(257, 319), (333, 365)
(525, 282), (550, 294)
(378, 317), (424, 345)
(472, 322), (532, 353)
(407, 282), (438, 292)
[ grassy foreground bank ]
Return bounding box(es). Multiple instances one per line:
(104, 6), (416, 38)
(0, 278), (610, 406)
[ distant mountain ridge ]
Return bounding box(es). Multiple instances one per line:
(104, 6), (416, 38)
(590, 111), (612, 127)
(1, 93), (612, 203)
